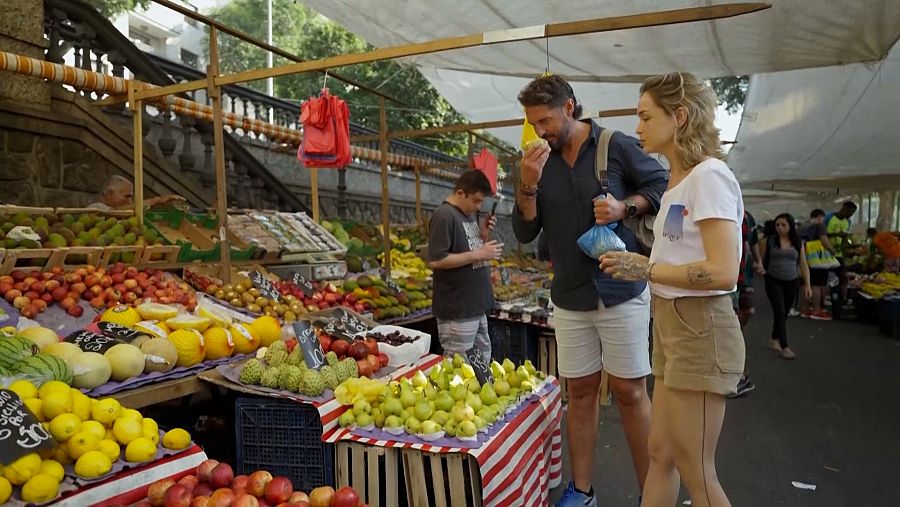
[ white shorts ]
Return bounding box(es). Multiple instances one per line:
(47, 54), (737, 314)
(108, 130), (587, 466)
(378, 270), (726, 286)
(550, 287), (651, 379)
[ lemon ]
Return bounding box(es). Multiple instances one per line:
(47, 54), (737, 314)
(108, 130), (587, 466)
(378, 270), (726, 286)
(97, 439), (121, 461)
(71, 390), (92, 421)
(91, 398), (121, 425)
(48, 413), (82, 442)
(9, 379), (38, 400)
(81, 420), (106, 441)
(120, 408), (143, 423)
(21, 473), (59, 503)
(37, 380), (70, 400)
(142, 418), (160, 444)
(105, 429), (115, 441)
(167, 329), (206, 367)
(161, 428), (191, 450)
(41, 391), (73, 420)
(0, 476), (10, 503)
(112, 417), (143, 445)
(74, 451), (112, 479)
(39, 460), (65, 482)
(124, 437), (157, 463)
(50, 446), (72, 465)
(251, 315), (282, 347)
(67, 431), (99, 460)
(24, 398), (44, 421)
(3, 452), (40, 485)
(202, 326), (234, 360)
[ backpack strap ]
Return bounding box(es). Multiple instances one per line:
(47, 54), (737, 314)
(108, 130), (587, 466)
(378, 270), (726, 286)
(595, 127), (615, 195)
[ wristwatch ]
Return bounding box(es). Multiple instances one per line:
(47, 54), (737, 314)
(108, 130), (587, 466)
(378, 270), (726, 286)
(624, 198), (639, 218)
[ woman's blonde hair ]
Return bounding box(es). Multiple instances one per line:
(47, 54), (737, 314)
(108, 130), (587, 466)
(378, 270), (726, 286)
(640, 72), (724, 170)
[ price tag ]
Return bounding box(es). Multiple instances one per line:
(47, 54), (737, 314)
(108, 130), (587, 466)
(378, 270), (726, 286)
(499, 266), (511, 285)
(249, 270), (281, 303)
(0, 389), (55, 465)
(337, 308), (369, 336)
(96, 322), (145, 343)
(63, 330), (122, 353)
(311, 318), (353, 341)
(291, 272), (315, 297)
(292, 320), (325, 371)
(381, 274), (403, 295)
(464, 347), (493, 385)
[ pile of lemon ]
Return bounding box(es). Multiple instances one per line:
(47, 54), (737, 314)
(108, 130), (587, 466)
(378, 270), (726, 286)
(2, 379), (192, 504)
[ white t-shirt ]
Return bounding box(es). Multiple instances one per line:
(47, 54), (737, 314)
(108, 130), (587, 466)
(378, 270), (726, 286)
(649, 158), (743, 299)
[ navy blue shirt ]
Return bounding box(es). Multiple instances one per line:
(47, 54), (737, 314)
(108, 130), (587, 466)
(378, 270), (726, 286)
(513, 121), (669, 311)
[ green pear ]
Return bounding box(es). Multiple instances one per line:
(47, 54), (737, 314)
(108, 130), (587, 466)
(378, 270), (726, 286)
(441, 358), (453, 371)
(404, 416), (422, 434)
(413, 400), (434, 421)
(466, 378), (481, 393)
(460, 363), (476, 380)
(490, 360), (506, 379)
(372, 407), (386, 427)
(420, 420), (442, 435)
(384, 415), (404, 428)
(356, 412), (374, 427)
(423, 382), (438, 401)
(452, 353), (465, 368)
(400, 386), (418, 408)
(493, 378), (511, 396)
(520, 380), (535, 393)
(443, 419), (458, 437)
(411, 370), (428, 389)
(502, 358), (515, 374)
(457, 420), (477, 437)
(516, 365), (531, 381)
(353, 399), (371, 416)
(450, 383), (468, 402)
(338, 411), (355, 427)
(400, 408), (412, 421)
(429, 365), (443, 381)
(466, 392), (483, 412)
(523, 359), (537, 376)
(507, 371), (521, 388)
(479, 383), (498, 406)
(451, 402), (474, 423)
(382, 397), (403, 416)
(472, 415), (487, 430)
(430, 410), (450, 426)
(435, 392), (454, 412)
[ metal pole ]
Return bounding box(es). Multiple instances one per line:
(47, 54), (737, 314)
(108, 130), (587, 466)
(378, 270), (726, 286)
(415, 167), (422, 228)
(380, 98), (392, 274)
(266, 0), (274, 122)
(209, 27), (232, 283)
(129, 81), (144, 225)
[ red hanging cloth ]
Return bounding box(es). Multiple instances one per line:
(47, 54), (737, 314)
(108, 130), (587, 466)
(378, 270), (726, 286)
(298, 88), (351, 168)
(471, 148), (498, 194)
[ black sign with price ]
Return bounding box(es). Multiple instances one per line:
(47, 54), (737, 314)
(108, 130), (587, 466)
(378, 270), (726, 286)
(97, 322), (144, 343)
(292, 320), (325, 370)
(465, 347), (493, 385)
(64, 330), (122, 354)
(249, 270), (281, 303)
(337, 308), (369, 336)
(381, 274), (403, 295)
(0, 389), (55, 465)
(291, 272), (315, 297)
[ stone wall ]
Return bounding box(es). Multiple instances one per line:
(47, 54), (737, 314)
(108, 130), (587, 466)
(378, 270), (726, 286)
(0, 0), (49, 107)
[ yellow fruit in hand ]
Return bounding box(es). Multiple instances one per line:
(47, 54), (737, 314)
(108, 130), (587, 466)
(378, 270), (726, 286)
(3, 452), (41, 486)
(24, 398), (44, 422)
(41, 390), (73, 420)
(74, 451), (112, 479)
(97, 439), (121, 461)
(71, 390), (92, 421)
(0, 476), (10, 503)
(91, 398), (121, 425)
(38, 381), (70, 400)
(67, 431), (100, 460)
(142, 418), (160, 445)
(161, 428), (191, 450)
(113, 417), (143, 445)
(38, 460), (64, 482)
(9, 379), (38, 400)
(81, 420), (106, 441)
(21, 473), (59, 503)
(49, 413), (82, 442)
(124, 437), (157, 463)
(251, 316), (282, 347)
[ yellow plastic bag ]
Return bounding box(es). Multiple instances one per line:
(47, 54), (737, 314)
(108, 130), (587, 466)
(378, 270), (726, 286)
(520, 71), (553, 149)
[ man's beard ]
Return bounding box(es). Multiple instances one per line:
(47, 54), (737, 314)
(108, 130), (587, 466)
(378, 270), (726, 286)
(545, 122), (570, 151)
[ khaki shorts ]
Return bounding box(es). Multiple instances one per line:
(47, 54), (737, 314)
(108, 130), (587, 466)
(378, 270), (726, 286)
(651, 294), (745, 396)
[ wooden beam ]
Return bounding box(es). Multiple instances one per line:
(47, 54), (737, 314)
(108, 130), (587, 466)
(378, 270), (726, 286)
(129, 81), (144, 225)
(139, 3), (770, 98)
(209, 27), (232, 284)
(310, 168), (320, 221)
(380, 98), (392, 275)
(415, 168), (422, 228)
(150, 0), (404, 105)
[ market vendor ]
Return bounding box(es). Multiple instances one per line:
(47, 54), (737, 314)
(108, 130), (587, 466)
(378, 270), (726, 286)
(826, 201), (857, 318)
(88, 175), (185, 210)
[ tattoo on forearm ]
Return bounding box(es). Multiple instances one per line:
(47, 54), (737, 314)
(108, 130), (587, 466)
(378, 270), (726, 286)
(687, 266), (714, 286)
(612, 254), (648, 281)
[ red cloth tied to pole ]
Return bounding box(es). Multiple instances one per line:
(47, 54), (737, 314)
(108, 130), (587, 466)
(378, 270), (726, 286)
(298, 88), (351, 168)
(471, 148), (498, 194)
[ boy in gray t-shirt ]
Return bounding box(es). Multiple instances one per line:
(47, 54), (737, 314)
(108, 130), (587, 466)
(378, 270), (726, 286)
(427, 170), (501, 360)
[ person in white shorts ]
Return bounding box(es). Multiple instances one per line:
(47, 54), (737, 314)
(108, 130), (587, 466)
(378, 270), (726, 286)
(512, 75), (669, 506)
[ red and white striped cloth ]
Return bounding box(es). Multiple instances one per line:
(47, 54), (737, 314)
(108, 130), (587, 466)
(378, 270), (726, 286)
(313, 354), (564, 506)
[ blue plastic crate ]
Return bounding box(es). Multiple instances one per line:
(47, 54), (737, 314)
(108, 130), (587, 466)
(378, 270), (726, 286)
(487, 318), (539, 365)
(235, 397), (334, 492)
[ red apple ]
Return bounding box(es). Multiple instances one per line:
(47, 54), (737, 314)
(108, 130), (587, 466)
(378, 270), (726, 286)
(231, 474), (249, 493)
(190, 498), (210, 507)
(318, 335), (332, 353)
(287, 492), (309, 503)
(111, 273), (125, 284)
(366, 354), (380, 373)
(148, 478), (176, 507)
(196, 459), (220, 483)
(164, 484), (192, 507)
(44, 279), (60, 292)
(356, 359), (373, 378)
(194, 483), (214, 498)
(307, 486), (334, 507)
(209, 463), (234, 489)
(232, 493), (260, 507)
(10, 271), (24, 282)
(123, 292), (138, 304)
(90, 296), (105, 309)
(247, 470), (273, 497)
(124, 279), (138, 289)
(125, 266), (139, 279)
(330, 487), (360, 507)
(71, 282), (86, 294)
(330, 340), (350, 358)
(24, 290), (39, 301)
(177, 475), (199, 495)
(40, 292), (53, 304)
(29, 281), (44, 293)
(4, 289), (21, 303)
(51, 286), (68, 302)
(100, 276), (112, 289)
(348, 341), (370, 361)
(84, 274), (100, 287)
(264, 477), (293, 504)
(208, 489), (235, 507)
(89, 285), (103, 297)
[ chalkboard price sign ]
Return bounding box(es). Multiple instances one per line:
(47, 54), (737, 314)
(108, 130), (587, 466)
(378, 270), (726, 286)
(464, 347), (493, 385)
(291, 272), (315, 297)
(64, 330), (122, 354)
(249, 270), (281, 303)
(311, 317), (353, 341)
(381, 274), (403, 295)
(97, 322), (145, 343)
(0, 389), (55, 465)
(337, 308), (369, 336)
(292, 320), (325, 370)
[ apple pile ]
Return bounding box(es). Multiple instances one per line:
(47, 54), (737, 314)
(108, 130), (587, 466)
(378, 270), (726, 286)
(319, 335), (387, 378)
(141, 458), (367, 507)
(0, 267), (83, 319)
(274, 280), (370, 316)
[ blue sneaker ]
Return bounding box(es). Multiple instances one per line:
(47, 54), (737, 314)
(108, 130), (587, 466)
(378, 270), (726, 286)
(556, 482), (597, 507)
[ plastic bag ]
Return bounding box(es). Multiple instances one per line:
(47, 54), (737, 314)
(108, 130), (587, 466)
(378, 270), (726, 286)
(577, 222), (626, 259)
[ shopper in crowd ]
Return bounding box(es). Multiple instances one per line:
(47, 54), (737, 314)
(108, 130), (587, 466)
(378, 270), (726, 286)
(89, 175), (185, 210)
(512, 74), (668, 506)
(427, 170), (500, 362)
(826, 201), (857, 318)
(800, 209), (835, 320)
(600, 72), (744, 507)
(763, 213), (812, 359)
(728, 210), (761, 398)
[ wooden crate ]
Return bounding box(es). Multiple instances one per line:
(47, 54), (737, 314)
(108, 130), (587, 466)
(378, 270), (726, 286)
(99, 245), (145, 268)
(1, 248), (55, 274)
(137, 245), (180, 266)
(47, 247), (103, 272)
(538, 332), (609, 405)
(335, 441), (402, 507)
(0, 205), (55, 217)
(402, 449), (482, 507)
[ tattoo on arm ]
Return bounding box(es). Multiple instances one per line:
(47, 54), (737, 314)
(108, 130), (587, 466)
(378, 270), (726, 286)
(612, 253), (649, 280)
(687, 266), (714, 286)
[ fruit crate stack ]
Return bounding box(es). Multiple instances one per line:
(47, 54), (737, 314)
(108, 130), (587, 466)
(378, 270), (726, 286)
(228, 213), (283, 260)
(185, 212), (257, 261)
(280, 212), (347, 256)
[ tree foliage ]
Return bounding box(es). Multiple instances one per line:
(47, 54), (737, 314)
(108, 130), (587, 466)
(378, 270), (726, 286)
(84, 0), (149, 17)
(207, 0), (473, 156)
(710, 75), (749, 114)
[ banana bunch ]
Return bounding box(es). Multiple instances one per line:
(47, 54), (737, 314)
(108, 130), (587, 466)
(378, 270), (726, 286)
(378, 249), (432, 278)
(860, 272), (900, 298)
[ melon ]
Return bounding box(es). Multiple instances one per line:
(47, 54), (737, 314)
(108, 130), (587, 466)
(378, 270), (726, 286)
(196, 305), (232, 327)
(0, 336), (39, 370)
(133, 320), (170, 340)
(16, 353), (73, 384)
(140, 338), (178, 373)
(100, 305), (142, 327)
(136, 302), (179, 322)
(43, 341), (84, 364)
(70, 352), (112, 389)
(18, 326), (60, 350)
(104, 344), (145, 381)
(166, 315), (211, 332)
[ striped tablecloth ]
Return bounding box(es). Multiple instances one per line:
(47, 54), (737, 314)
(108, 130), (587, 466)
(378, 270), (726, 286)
(312, 354), (564, 506)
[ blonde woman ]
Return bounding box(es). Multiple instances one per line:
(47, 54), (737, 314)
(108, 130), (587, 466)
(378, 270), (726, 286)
(600, 73), (744, 507)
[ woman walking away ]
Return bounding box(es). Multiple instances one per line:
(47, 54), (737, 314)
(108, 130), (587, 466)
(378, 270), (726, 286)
(600, 72), (744, 507)
(764, 214), (811, 359)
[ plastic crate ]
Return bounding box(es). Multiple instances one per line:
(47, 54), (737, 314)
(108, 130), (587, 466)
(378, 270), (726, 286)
(487, 318), (539, 365)
(185, 213), (257, 262)
(234, 397), (334, 492)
